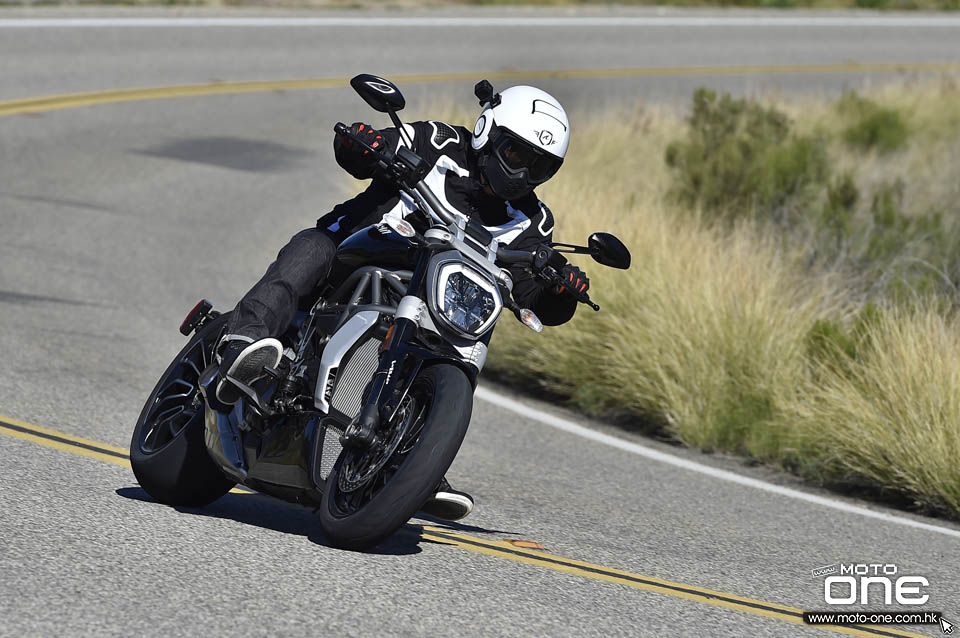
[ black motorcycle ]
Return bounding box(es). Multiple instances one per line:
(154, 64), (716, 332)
(129, 75), (631, 550)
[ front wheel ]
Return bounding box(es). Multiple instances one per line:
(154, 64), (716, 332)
(319, 364), (473, 550)
(130, 314), (236, 507)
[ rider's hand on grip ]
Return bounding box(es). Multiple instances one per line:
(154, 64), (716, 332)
(554, 264), (590, 298)
(334, 122), (386, 179)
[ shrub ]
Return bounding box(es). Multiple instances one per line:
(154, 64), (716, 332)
(821, 171), (859, 238)
(666, 88), (830, 223)
(838, 91), (909, 153)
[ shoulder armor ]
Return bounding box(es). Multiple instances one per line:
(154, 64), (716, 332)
(429, 121), (461, 150)
(537, 201), (555, 237)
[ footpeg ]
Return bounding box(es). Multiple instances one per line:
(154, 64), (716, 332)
(227, 377), (275, 417)
(261, 365), (283, 381)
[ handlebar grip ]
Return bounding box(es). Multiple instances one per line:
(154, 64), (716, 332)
(334, 122), (349, 135)
(496, 247), (535, 265)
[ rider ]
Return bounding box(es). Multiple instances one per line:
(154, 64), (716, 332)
(215, 83), (590, 521)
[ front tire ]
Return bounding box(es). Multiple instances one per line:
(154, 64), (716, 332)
(319, 364), (473, 550)
(130, 314), (236, 507)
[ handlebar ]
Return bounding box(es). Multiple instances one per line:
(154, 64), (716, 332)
(497, 246), (598, 311)
(412, 181), (459, 227)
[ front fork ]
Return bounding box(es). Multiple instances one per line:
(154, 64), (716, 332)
(341, 316), (421, 448)
(341, 252), (432, 448)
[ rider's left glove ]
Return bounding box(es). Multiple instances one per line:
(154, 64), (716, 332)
(334, 122), (386, 180)
(553, 264), (590, 297)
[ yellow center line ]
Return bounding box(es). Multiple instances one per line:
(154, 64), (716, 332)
(0, 413), (926, 638)
(1, 63), (958, 117)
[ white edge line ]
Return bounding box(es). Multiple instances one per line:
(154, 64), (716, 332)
(474, 386), (960, 540)
(1, 17), (960, 27)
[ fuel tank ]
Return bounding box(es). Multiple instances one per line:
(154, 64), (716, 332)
(335, 224), (414, 268)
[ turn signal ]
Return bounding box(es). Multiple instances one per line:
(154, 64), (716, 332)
(519, 308), (543, 333)
(385, 216), (416, 238)
(380, 324), (396, 353)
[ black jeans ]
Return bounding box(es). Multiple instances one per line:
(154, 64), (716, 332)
(224, 227), (338, 342)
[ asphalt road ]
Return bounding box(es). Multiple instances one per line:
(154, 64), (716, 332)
(0, 8), (958, 638)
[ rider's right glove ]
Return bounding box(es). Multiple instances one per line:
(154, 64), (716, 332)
(553, 264), (590, 297)
(334, 122), (386, 180)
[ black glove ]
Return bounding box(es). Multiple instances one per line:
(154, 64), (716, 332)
(334, 122), (386, 179)
(553, 264), (589, 297)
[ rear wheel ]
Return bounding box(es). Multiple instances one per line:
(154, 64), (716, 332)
(319, 364), (473, 550)
(130, 314), (236, 507)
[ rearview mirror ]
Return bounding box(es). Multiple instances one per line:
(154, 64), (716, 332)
(589, 232), (631, 269)
(349, 74), (406, 113)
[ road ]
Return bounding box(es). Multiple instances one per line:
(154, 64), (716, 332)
(0, 8), (958, 637)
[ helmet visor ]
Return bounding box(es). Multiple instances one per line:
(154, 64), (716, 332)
(491, 128), (563, 183)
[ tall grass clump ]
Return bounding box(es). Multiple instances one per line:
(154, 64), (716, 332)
(792, 304), (960, 513)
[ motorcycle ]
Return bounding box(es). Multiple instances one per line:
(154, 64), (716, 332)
(129, 74), (631, 550)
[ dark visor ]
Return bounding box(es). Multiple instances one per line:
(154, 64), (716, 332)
(491, 129), (562, 183)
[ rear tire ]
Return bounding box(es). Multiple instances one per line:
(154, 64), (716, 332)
(319, 364), (473, 550)
(130, 314), (236, 507)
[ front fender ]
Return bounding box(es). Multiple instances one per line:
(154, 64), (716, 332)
(380, 340), (478, 424)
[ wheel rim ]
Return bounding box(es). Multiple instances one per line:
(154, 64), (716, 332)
(330, 379), (432, 518)
(138, 335), (212, 455)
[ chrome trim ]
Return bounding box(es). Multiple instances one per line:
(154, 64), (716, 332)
(396, 294), (441, 335)
(454, 341), (488, 371)
(314, 310), (380, 413)
(396, 295), (426, 323)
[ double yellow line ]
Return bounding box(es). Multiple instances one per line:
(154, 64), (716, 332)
(0, 414), (925, 637)
(1, 62), (959, 118)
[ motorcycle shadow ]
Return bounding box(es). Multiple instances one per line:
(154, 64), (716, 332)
(116, 486), (507, 555)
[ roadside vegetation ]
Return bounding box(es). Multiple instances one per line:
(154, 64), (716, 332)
(480, 76), (960, 518)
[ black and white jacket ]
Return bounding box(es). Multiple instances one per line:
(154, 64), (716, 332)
(317, 120), (578, 326)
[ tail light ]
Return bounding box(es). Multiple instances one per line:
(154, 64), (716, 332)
(179, 299), (214, 336)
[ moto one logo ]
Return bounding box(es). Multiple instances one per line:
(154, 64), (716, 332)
(823, 564), (929, 606)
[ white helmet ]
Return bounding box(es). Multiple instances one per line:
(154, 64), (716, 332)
(471, 82), (570, 200)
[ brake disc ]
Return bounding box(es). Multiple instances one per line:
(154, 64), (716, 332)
(337, 394), (417, 493)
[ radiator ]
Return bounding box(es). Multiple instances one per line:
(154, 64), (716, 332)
(329, 337), (381, 420)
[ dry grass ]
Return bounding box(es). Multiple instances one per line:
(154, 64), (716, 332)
(791, 305), (960, 512)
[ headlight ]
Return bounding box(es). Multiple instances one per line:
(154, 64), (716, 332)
(433, 262), (502, 337)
